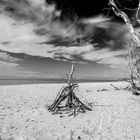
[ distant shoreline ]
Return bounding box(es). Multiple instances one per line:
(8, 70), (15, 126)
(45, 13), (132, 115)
(0, 79), (125, 86)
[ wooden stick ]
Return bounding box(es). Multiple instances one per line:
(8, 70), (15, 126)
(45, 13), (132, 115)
(74, 95), (92, 111)
(50, 93), (68, 111)
(110, 84), (120, 90)
(68, 64), (75, 86)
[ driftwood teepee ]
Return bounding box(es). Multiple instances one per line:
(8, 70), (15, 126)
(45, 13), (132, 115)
(48, 64), (92, 116)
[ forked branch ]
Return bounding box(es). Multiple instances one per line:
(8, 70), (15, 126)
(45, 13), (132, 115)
(109, 0), (140, 95)
(108, 0), (140, 45)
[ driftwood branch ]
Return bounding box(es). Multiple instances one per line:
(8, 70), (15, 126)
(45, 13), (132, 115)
(110, 84), (120, 90)
(68, 64), (75, 86)
(97, 89), (109, 92)
(109, 0), (140, 44)
(110, 83), (130, 91)
(109, 0), (140, 95)
(109, 0), (140, 80)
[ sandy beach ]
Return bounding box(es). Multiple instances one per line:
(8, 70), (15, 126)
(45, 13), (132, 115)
(0, 82), (140, 140)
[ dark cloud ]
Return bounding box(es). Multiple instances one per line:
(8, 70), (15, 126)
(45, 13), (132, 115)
(0, 0), (129, 51)
(0, 0), (130, 70)
(90, 22), (128, 50)
(0, 41), (10, 45)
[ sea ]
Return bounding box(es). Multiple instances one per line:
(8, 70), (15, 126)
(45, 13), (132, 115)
(0, 79), (119, 85)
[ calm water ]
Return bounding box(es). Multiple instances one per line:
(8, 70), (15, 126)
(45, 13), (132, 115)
(0, 79), (66, 85)
(0, 79), (118, 85)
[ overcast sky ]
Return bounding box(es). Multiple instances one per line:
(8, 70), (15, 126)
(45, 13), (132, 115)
(0, 0), (139, 80)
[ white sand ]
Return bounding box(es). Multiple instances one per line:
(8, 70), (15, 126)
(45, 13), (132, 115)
(0, 82), (140, 140)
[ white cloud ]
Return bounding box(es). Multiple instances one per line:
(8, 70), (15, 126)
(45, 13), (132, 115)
(28, 0), (46, 7)
(0, 7), (129, 70)
(0, 15), (94, 59)
(82, 48), (128, 68)
(82, 48), (127, 61)
(81, 15), (111, 26)
(0, 15), (39, 42)
(0, 40), (128, 69)
(98, 57), (128, 68)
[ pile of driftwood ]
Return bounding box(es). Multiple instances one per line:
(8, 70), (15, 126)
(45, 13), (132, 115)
(48, 65), (92, 116)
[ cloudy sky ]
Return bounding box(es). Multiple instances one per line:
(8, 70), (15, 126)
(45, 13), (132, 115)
(0, 0), (139, 80)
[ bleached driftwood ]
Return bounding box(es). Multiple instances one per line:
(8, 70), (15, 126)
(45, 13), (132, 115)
(109, 0), (140, 95)
(110, 84), (120, 90)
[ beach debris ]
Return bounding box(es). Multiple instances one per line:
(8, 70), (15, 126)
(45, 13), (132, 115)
(97, 89), (109, 92)
(110, 83), (131, 91)
(86, 90), (92, 93)
(48, 64), (92, 116)
(110, 84), (120, 90)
